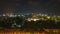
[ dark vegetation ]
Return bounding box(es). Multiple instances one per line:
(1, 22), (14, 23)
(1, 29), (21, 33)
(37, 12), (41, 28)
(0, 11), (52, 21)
(0, 16), (60, 31)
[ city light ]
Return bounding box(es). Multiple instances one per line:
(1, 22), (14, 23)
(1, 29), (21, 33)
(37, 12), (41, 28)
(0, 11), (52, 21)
(0, 0), (59, 34)
(46, 16), (51, 19)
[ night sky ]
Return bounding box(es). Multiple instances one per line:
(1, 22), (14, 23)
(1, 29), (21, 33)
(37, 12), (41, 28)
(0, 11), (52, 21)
(0, 0), (60, 15)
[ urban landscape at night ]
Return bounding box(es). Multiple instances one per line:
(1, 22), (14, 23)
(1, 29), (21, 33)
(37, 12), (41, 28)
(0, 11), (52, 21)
(0, 12), (60, 34)
(0, 0), (60, 34)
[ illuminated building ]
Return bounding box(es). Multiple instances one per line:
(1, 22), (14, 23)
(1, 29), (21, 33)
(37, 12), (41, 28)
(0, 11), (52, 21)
(26, 13), (51, 21)
(25, 9), (41, 21)
(26, 10), (51, 21)
(27, 14), (40, 21)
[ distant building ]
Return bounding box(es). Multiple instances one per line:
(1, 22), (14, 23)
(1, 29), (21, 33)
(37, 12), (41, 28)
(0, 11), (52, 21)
(26, 11), (51, 21)
(26, 10), (42, 21)
(2, 8), (15, 16)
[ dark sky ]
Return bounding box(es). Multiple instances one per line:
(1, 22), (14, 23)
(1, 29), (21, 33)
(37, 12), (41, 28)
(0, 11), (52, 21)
(0, 0), (60, 15)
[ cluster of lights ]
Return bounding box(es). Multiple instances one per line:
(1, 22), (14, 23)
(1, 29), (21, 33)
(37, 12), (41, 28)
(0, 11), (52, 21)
(1, 14), (25, 17)
(38, 14), (48, 16)
(27, 18), (40, 21)
(1, 13), (60, 22)
(26, 16), (51, 22)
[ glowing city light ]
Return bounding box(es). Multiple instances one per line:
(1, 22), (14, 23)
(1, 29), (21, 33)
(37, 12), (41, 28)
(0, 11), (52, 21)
(46, 16), (50, 19)
(27, 18), (40, 21)
(32, 19), (40, 21)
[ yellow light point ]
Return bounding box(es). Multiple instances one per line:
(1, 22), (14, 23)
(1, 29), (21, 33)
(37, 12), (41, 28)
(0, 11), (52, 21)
(33, 19), (39, 21)
(27, 18), (40, 21)
(47, 16), (50, 19)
